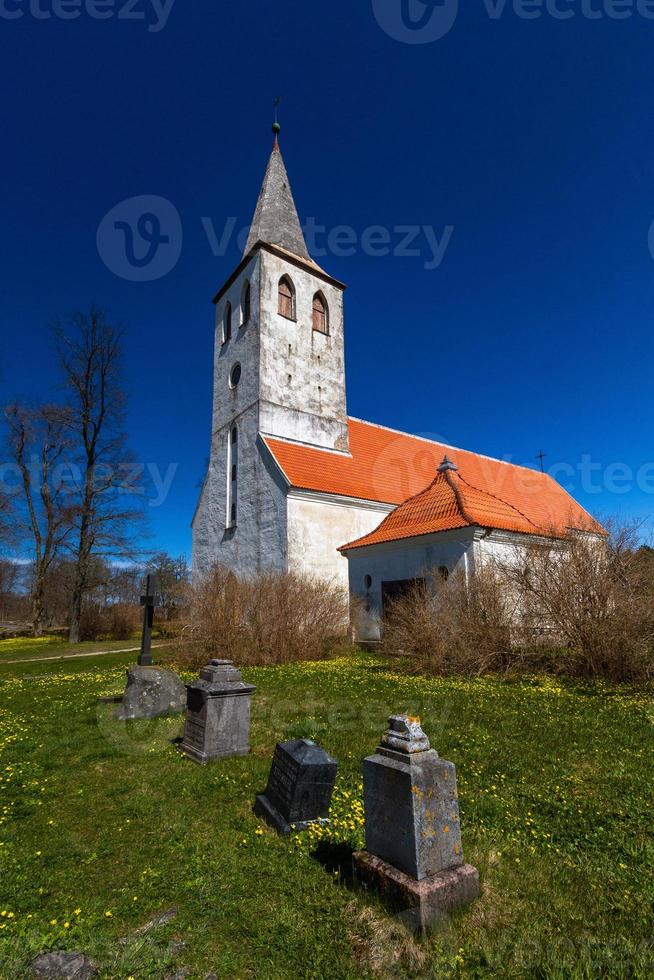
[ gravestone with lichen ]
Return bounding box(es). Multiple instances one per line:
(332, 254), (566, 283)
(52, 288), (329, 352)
(353, 715), (479, 932)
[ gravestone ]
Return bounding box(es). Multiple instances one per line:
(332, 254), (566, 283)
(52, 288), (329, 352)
(254, 739), (338, 834)
(115, 666), (186, 721)
(180, 660), (255, 764)
(353, 715), (479, 932)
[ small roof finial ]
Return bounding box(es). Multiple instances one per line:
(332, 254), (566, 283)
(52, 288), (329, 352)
(438, 455), (458, 474)
(272, 96), (282, 143)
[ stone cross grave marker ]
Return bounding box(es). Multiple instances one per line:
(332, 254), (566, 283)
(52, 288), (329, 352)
(254, 739), (338, 835)
(353, 715), (479, 932)
(138, 572), (160, 667)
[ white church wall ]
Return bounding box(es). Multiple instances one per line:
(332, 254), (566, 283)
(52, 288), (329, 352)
(212, 254), (261, 435)
(192, 407), (289, 580)
(345, 528), (477, 641)
(286, 491), (393, 590)
(258, 250), (349, 452)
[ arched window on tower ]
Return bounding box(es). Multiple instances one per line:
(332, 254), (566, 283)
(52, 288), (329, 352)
(278, 276), (295, 320)
(223, 302), (232, 344)
(227, 426), (238, 527)
(312, 292), (329, 334)
(241, 280), (251, 327)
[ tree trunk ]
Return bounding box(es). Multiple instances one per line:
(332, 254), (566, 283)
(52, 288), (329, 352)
(31, 566), (46, 638)
(68, 562), (84, 644)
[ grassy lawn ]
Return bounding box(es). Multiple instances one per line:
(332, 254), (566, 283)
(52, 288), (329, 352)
(0, 637), (153, 664)
(0, 648), (652, 978)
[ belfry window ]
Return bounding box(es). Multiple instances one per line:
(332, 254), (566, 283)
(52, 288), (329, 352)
(241, 281), (251, 326)
(312, 292), (328, 334)
(223, 302), (232, 343)
(278, 276), (295, 320)
(227, 426), (238, 527)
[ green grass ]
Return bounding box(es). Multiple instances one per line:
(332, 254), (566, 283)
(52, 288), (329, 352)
(0, 648), (653, 978)
(0, 637), (153, 664)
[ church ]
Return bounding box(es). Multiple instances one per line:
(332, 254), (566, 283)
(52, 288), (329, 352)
(192, 126), (599, 639)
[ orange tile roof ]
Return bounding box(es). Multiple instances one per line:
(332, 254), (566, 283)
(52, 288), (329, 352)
(263, 418), (601, 547)
(339, 466), (543, 551)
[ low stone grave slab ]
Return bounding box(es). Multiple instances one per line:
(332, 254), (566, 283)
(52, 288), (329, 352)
(254, 738), (338, 834)
(30, 950), (97, 979)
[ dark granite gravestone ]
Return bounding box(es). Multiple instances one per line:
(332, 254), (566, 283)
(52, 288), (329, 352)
(180, 660), (255, 764)
(254, 739), (338, 834)
(353, 715), (479, 933)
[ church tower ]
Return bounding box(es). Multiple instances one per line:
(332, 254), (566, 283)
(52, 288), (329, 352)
(192, 124), (350, 580)
(211, 124), (349, 454)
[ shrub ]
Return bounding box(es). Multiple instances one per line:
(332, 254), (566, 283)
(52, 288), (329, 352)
(173, 565), (351, 670)
(107, 603), (140, 641)
(380, 567), (515, 675)
(78, 604), (106, 642)
(381, 521), (654, 683)
(498, 521), (654, 682)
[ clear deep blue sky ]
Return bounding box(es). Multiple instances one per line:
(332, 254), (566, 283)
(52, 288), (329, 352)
(2, 0), (654, 557)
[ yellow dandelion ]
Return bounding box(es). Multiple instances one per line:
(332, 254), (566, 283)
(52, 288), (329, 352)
(104, 911), (112, 918)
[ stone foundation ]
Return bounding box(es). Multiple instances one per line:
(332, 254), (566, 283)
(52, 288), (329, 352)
(353, 850), (480, 933)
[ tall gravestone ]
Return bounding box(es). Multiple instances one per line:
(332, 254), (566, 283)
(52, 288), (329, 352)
(254, 739), (338, 834)
(181, 660), (255, 764)
(353, 715), (479, 932)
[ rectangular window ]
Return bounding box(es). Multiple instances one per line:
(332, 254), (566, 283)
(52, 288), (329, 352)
(226, 427), (238, 528)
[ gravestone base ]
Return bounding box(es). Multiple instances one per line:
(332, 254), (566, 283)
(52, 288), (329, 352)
(353, 850), (480, 933)
(184, 740), (250, 766)
(253, 792), (330, 835)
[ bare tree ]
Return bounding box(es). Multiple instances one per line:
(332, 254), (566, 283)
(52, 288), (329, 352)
(5, 404), (75, 636)
(146, 552), (190, 620)
(54, 307), (146, 644)
(0, 559), (19, 622)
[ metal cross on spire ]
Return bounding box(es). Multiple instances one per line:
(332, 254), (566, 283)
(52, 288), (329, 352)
(535, 450), (547, 473)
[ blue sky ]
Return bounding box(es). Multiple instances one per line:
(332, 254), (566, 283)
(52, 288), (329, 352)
(2, 0), (654, 557)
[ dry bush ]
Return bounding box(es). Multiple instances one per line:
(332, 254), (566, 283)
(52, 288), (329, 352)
(381, 567), (516, 675)
(107, 603), (140, 640)
(176, 565), (351, 669)
(381, 520), (654, 683)
(78, 604), (106, 642)
(498, 520), (654, 682)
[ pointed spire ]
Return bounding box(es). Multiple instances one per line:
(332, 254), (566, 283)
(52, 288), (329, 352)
(438, 455), (458, 473)
(243, 121), (310, 260)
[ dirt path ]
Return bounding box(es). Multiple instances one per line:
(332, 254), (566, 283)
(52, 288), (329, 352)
(4, 643), (172, 665)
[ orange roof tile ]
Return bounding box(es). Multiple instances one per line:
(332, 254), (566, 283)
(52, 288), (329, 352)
(339, 465), (542, 550)
(263, 418), (601, 546)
